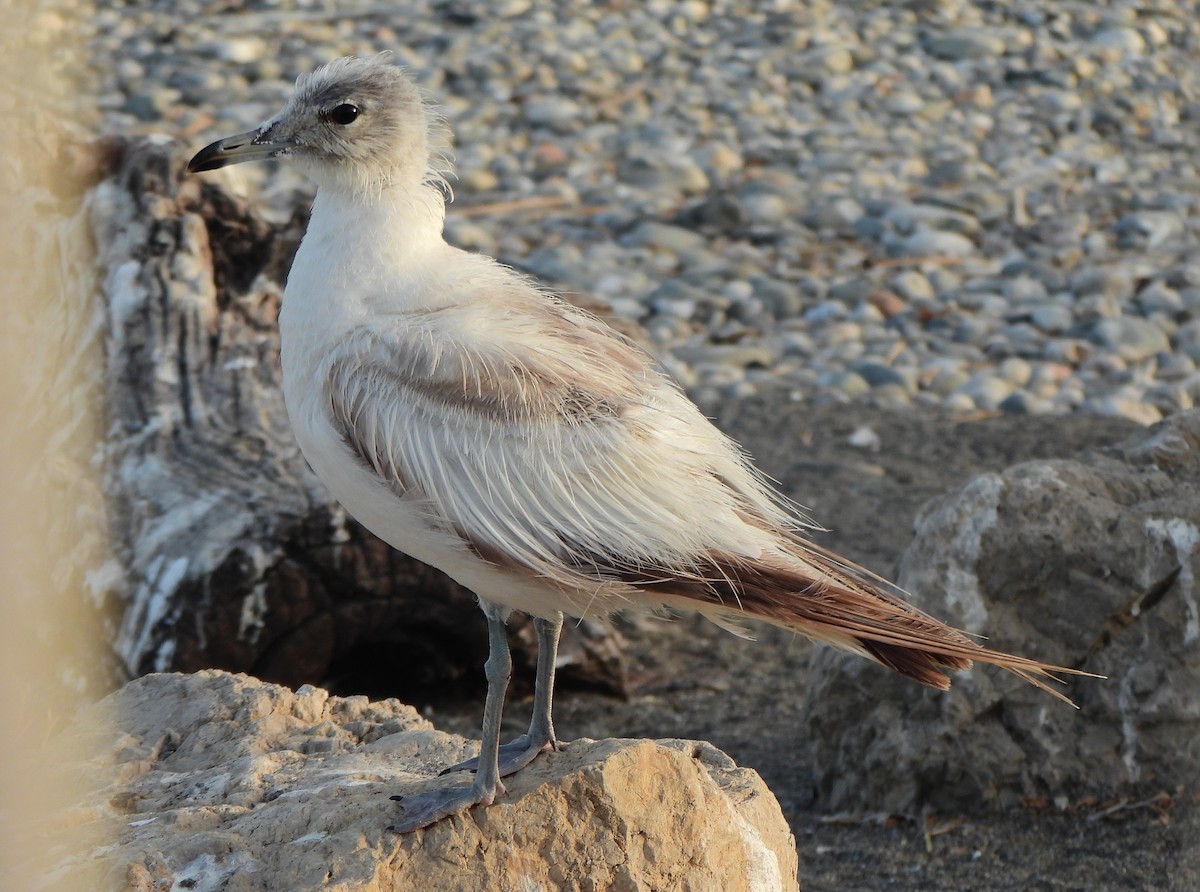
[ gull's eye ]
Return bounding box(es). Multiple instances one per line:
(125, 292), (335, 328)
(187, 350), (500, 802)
(326, 103), (360, 125)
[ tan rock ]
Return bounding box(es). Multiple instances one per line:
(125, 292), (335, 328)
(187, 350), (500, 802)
(45, 671), (799, 891)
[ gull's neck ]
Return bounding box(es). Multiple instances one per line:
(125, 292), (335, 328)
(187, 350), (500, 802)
(309, 172), (448, 254)
(282, 172), (454, 339)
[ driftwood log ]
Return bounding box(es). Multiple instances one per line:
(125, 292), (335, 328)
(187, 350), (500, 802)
(93, 137), (627, 700)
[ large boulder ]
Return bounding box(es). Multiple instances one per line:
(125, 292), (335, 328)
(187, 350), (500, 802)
(41, 671), (798, 891)
(799, 410), (1200, 814)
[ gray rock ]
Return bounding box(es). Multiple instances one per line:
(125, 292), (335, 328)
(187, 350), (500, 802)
(799, 411), (1200, 813)
(1070, 267), (1134, 301)
(810, 196), (865, 232)
(926, 365), (970, 396)
(673, 343), (777, 370)
(1089, 318), (1172, 363)
(867, 383), (914, 410)
(817, 370), (872, 399)
(851, 216), (887, 241)
(894, 229), (976, 258)
(443, 218), (498, 255)
(803, 301), (847, 324)
(47, 672), (799, 891)
(942, 391), (979, 413)
(1043, 338), (1094, 364)
(1028, 302), (1074, 335)
(1157, 352), (1198, 381)
(1082, 395), (1165, 426)
(850, 360), (915, 392)
(1090, 26), (1146, 56)
(999, 357), (1034, 387)
(738, 184), (791, 225)
(1136, 282), (1183, 316)
(953, 373), (1016, 411)
(1113, 212), (1184, 250)
(827, 277), (873, 305)
(997, 390), (1056, 415)
(623, 221), (709, 254)
(1003, 276), (1049, 304)
(1174, 319), (1200, 363)
(121, 89), (179, 122)
(889, 270), (935, 302)
(882, 203), (980, 236)
(695, 142), (743, 180)
(1143, 383), (1194, 416)
(885, 90), (925, 115)
(791, 45), (855, 86)
(924, 28), (1007, 61)
(1181, 288), (1200, 315)
(751, 278), (805, 319)
(524, 95), (583, 132)
(617, 154), (709, 195)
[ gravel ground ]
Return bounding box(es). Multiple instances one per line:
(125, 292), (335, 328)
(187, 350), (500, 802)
(79, 0), (1200, 427)
(63, 0), (1200, 888)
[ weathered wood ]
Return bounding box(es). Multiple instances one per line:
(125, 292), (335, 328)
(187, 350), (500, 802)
(94, 137), (628, 699)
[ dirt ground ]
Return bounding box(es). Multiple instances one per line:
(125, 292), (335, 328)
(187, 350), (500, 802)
(425, 400), (1198, 891)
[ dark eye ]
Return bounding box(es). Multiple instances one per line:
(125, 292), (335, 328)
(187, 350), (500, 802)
(327, 103), (360, 125)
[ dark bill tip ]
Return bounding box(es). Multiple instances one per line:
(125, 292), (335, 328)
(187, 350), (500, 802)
(187, 139), (233, 173)
(186, 129), (295, 174)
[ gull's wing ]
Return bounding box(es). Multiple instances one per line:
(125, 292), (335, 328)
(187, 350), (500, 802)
(321, 292), (785, 592)
(320, 290), (1088, 700)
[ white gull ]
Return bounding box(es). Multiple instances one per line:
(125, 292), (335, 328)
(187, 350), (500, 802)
(188, 55), (1090, 833)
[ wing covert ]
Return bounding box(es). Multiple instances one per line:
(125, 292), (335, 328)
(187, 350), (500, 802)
(320, 298), (783, 589)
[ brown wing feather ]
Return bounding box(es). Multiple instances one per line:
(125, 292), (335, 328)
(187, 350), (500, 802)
(634, 540), (1093, 706)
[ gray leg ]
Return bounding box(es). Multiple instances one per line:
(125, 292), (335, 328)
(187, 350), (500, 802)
(441, 610), (564, 778)
(389, 601), (511, 833)
(524, 611), (564, 752)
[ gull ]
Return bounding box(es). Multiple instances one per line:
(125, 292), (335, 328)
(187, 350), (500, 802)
(188, 55), (1090, 833)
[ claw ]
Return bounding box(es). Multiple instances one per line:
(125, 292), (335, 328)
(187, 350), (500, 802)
(388, 777), (502, 834)
(439, 733), (558, 778)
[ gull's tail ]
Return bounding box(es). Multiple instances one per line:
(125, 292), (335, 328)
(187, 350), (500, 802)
(660, 537), (1096, 706)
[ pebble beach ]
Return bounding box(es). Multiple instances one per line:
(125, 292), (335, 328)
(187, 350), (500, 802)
(80, 0), (1200, 424)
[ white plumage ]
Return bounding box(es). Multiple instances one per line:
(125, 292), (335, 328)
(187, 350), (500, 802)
(189, 55), (1089, 833)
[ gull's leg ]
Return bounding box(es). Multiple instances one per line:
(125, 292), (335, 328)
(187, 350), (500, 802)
(521, 611), (564, 756)
(388, 601), (511, 833)
(441, 610), (564, 778)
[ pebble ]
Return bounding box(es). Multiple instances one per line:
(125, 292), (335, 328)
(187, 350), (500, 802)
(924, 28), (1007, 61)
(1028, 303), (1074, 335)
(1089, 318), (1171, 364)
(818, 371), (872, 399)
(1082, 395), (1163, 426)
(624, 222), (708, 254)
(954, 373), (1016, 411)
(890, 271), (935, 302)
(1089, 27), (1146, 57)
(79, 0), (1200, 426)
(847, 425), (881, 451)
(998, 391), (1056, 415)
(894, 230), (976, 259)
(849, 360), (914, 392)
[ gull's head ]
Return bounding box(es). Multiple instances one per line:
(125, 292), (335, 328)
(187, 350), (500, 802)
(188, 55), (448, 194)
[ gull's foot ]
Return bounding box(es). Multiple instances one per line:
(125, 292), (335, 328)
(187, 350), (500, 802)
(439, 733), (561, 779)
(388, 776), (505, 834)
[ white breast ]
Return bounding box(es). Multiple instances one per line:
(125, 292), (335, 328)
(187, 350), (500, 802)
(276, 188), (566, 614)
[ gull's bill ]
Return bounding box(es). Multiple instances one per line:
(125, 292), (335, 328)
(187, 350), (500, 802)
(187, 128), (296, 173)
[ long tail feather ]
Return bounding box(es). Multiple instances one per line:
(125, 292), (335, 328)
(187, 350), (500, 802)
(656, 538), (1099, 706)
